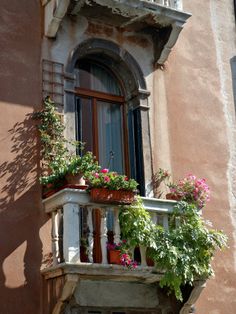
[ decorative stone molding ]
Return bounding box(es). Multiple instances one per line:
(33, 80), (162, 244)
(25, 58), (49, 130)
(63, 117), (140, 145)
(66, 38), (147, 92)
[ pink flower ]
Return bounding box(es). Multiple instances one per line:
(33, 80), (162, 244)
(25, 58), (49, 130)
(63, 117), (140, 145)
(94, 172), (99, 178)
(124, 176), (129, 181)
(101, 168), (109, 173)
(104, 176), (110, 182)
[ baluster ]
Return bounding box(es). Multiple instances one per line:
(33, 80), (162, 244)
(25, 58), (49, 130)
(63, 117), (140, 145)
(57, 208), (63, 263)
(63, 202), (80, 263)
(140, 245), (147, 267)
(87, 206), (94, 263)
(163, 214), (169, 230)
(130, 247), (135, 260)
(172, 0), (181, 10)
(51, 210), (60, 265)
(100, 208), (108, 264)
(164, 0), (169, 6)
(113, 207), (121, 245)
(150, 212), (158, 225)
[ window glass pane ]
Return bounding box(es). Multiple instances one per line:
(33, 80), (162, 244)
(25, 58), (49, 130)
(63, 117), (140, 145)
(97, 100), (124, 173)
(76, 61), (122, 96)
(76, 97), (93, 153)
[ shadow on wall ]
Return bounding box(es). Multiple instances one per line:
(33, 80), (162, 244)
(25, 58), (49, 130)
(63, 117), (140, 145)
(0, 113), (49, 314)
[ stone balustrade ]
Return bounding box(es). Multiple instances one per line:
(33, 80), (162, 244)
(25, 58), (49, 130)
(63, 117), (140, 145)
(149, 0), (182, 10)
(43, 189), (177, 268)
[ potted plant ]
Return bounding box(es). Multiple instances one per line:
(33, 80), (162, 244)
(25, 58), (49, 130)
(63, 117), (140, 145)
(34, 97), (99, 196)
(107, 240), (137, 269)
(119, 197), (156, 266)
(166, 174), (210, 209)
(107, 242), (122, 264)
(86, 168), (138, 204)
(63, 152), (99, 187)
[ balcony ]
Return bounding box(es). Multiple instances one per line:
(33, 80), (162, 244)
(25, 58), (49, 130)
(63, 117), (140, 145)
(42, 0), (191, 64)
(41, 189), (206, 314)
(42, 189), (175, 270)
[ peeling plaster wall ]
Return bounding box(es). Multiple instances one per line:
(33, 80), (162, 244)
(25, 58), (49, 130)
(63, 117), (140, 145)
(150, 0), (236, 313)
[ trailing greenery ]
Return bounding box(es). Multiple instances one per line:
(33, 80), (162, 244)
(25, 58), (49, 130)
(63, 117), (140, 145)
(34, 97), (99, 185)
(119, 199), (227, 301)
(119, 197), (155, 247)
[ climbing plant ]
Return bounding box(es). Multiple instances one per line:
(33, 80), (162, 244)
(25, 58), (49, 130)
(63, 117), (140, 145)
(34, 96), (69, 177)
(34, 97), (99, 185)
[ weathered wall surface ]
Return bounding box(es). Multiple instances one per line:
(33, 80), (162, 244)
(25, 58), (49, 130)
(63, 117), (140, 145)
(1, 0), (236, 313)
(151, 0), (236, 313)
(42, 1), (236, 312)
(0, 1), (50, 313)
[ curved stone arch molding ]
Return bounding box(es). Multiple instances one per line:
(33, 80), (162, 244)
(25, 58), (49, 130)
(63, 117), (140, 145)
(65, 38), (149, 101)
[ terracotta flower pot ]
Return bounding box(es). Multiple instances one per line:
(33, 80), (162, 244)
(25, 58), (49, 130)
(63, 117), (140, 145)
(65, 173), (88, 190)
(90, 188), (135, 204)
(108, 250), (121, 264)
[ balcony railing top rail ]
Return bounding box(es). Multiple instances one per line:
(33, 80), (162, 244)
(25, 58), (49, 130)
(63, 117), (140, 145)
(42, 189), (177, 272)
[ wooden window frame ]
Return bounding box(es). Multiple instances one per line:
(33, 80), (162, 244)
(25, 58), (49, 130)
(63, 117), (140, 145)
(74, 87), (130, 175)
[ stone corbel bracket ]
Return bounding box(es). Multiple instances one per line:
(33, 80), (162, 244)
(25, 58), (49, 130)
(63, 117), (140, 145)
(52, 274), (79, 314)
(180, 280), (206, 314)
(154, 20), (186, 65)
(42, 0), (71, 38)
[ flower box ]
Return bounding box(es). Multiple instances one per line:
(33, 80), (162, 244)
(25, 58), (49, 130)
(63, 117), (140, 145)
(90, 188), (135, 205)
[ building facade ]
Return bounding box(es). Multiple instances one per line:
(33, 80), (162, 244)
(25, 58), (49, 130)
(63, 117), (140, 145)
(0, 0), (236, 313)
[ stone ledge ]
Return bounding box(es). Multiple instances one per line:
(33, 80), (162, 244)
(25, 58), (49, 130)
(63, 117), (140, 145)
(42, 188), (176, 214)
(41, 262), (164, 283)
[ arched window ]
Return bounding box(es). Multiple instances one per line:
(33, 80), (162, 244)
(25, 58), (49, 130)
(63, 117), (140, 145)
(74, 59), (129, 175)
(66, 40), (150, 196)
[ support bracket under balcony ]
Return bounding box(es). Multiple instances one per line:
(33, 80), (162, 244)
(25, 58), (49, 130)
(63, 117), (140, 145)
(42, 0), (191, 64)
